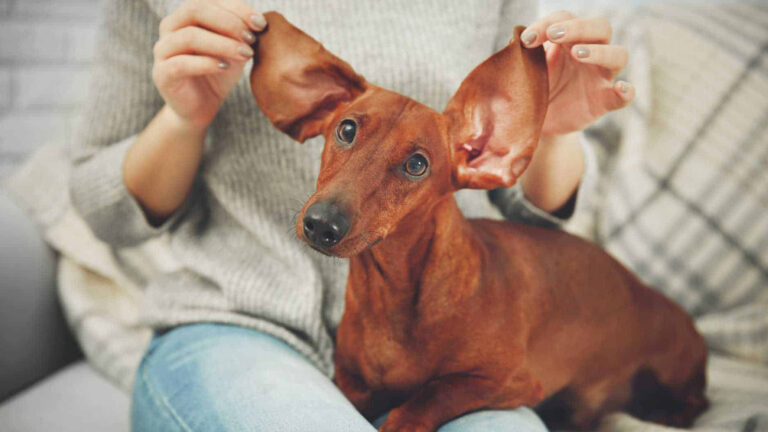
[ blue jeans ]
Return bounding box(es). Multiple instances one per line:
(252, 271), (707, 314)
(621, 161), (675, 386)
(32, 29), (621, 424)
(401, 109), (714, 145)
(131, 323), (547, 431)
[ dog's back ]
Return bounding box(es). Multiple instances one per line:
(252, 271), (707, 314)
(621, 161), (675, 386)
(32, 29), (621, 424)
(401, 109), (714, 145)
(472, 219), (709, 428)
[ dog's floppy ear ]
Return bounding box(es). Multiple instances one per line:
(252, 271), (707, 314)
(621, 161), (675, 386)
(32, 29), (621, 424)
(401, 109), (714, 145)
(444, 27), (548, 190)
(250, 12), (367, 142)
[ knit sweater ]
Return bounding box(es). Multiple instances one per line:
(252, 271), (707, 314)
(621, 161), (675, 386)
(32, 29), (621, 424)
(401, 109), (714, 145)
(66, 0), (594, 382)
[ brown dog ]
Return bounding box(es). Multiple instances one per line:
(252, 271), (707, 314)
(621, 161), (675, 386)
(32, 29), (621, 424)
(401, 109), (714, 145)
(250, 12), (708, 432)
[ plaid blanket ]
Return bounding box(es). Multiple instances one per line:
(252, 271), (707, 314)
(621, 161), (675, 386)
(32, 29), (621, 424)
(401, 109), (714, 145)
(570, 1), (768, 366)
(564, 2), (768, 430)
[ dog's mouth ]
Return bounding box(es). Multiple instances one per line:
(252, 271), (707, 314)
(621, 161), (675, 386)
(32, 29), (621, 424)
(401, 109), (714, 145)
(302, 231), (383, 258)
(308, 244), (333, 256)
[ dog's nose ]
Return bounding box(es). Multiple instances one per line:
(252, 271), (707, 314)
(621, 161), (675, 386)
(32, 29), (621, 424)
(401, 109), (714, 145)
(302, 201), (350, 249)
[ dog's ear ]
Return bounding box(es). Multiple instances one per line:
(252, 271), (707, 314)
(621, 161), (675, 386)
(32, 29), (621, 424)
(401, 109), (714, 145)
(443, 27), (548, 190)
(250, 12), (367, 142)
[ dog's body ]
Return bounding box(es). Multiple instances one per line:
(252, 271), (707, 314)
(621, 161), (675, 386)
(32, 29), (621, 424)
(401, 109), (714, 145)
(335, 197), (707, 430)
(250, 12), (708, 431)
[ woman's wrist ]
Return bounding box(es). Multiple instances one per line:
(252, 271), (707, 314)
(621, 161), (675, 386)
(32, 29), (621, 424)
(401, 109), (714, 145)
(162, 104), (210, 139)
(519, 132), (584, 214)
(123, 104), (207, 223)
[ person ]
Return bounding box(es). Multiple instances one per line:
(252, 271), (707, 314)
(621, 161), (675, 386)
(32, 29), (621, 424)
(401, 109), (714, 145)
(67, 0), (632, 430)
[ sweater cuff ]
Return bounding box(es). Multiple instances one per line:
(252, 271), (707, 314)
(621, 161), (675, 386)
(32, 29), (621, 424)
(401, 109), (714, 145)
(69, 136), (185, 247)
(488, 132), (598, 228)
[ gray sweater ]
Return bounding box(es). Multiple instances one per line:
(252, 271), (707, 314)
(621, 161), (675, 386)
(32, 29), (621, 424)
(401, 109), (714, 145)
(68, 0), (592, 379)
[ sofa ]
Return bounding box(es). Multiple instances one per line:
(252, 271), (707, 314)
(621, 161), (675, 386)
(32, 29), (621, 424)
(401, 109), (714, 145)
(0, 190), (130, 431)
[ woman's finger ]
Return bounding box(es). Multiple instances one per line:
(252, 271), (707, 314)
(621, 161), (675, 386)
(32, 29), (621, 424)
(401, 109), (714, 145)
(154, 55), (233, 86)
(520, 10), (576, 48)
(159, 0), (260, 43)
(601, 80), (635, 112)
(215, 0), (268, 32)
(154, 26), (253, 61)
(571, 44), (628, 76)
(544, 17), (612, 45)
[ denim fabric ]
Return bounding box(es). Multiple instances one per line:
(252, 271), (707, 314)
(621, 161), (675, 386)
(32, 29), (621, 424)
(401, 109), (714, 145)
(132, 324), (547, 432)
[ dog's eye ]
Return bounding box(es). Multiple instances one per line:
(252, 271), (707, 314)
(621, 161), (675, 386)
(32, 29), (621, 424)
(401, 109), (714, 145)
(336, 119), (357, 145)
(404, 154), (428, 177)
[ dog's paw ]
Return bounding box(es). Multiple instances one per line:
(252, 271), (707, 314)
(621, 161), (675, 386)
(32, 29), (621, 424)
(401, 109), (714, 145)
(378, 411), (433, 432)
(378, 423), (431, 432)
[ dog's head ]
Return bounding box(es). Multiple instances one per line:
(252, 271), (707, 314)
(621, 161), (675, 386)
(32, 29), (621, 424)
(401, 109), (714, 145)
(251, 12), (548, 257)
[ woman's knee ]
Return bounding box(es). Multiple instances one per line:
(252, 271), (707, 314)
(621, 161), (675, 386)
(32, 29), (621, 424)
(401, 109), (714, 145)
(132, 323), (293, 430)
(132, 363), (191, 432)
(131, 323), (376, 432)
(438, 407), (547, 432)
(131, 323), (240, 432)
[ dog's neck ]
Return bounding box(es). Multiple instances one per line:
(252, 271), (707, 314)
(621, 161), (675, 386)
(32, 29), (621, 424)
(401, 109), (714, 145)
(346, 195), (484, 334)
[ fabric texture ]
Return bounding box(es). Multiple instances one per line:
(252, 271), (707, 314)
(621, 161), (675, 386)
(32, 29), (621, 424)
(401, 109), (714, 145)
(132, 323), (547, 432)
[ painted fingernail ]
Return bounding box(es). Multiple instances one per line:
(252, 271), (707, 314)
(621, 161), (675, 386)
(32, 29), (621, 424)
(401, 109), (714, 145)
(238, 44), (254, 58)
(521, 30), (537, 46)
(242, 30), (256, 44)
(218, 60), (229, 69)
(547, 25), (565, 40)
(576, 46), (590, 58)
(618, 81), (632, 93)
(251, 14), (267, 30)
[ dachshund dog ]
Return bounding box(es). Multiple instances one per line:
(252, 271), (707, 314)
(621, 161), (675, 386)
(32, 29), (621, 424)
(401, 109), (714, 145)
(250, 12), (708, 432)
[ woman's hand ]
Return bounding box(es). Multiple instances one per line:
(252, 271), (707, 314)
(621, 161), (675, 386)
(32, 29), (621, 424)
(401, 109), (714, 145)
(513, 11), (633, 214)
(152, 0), (267, 131)
(124, 0), (267, 222)
(521, 11), (634, 137)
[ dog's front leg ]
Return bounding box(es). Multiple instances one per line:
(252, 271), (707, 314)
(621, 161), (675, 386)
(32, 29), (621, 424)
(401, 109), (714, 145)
(334, 366), (377, 415)
(335, 365), (405, 422)
(379, 371), (544, 432)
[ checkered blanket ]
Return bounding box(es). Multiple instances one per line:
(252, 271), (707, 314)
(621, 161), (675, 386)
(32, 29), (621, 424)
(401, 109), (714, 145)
(570, 1), (768, 365)
(552, 2), (768, 432)
(565, 2), (768, 430)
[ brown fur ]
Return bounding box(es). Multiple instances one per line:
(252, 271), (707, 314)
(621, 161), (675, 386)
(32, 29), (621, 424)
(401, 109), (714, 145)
(250, 12), (708, 431)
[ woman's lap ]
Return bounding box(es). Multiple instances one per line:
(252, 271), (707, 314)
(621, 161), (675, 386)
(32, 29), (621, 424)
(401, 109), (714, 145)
(131, 323), (547, 432)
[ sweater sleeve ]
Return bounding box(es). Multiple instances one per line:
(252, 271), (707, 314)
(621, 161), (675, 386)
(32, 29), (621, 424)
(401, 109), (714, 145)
(488, 133), (599, 228)
(69, 0), (183, 248)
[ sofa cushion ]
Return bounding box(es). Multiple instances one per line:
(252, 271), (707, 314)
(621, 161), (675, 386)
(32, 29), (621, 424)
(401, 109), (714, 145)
(0, 190), (81, 401)
(0, 361), (129, 432)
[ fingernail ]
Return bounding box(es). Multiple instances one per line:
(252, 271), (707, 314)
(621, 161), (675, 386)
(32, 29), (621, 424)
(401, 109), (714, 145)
(218, 61), (229, 69)
(547, 25), (565, 40)
(238, 44), (254, 58)
(618, 81), (632, 93)
(521, 30), (537, 46)
(251, 14), (267, 30)
(242, 30), (256, 44)
(576, 46), (590, 58)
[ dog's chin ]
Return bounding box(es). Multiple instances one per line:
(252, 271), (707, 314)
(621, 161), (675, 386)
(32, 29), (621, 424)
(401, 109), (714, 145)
(337, 232), (384, 257)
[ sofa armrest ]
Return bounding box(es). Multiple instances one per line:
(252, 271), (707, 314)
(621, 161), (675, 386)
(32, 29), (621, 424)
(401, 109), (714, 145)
(0, 189), (81, 403)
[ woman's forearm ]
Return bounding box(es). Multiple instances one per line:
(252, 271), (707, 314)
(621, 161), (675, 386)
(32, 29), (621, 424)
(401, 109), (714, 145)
(520, 132), (584, 213)
(123, 104), (206, 224)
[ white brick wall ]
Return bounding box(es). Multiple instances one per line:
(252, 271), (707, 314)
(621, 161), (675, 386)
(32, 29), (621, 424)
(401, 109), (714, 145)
(0, 0), (104, 180)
